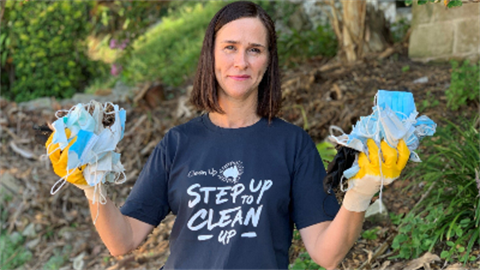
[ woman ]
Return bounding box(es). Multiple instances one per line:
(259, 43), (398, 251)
(69, 1), (409, 269)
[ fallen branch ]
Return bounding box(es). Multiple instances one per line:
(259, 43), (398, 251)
(9, 141), (36, 159)
(133, 83), (153, 104)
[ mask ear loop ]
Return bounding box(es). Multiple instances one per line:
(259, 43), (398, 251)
(113, 171), (127, 184)
(50, 167), (77, 195)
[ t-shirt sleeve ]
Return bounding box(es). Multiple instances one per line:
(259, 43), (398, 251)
(291, 136), (340, 230)
(120, 137), (172, 227)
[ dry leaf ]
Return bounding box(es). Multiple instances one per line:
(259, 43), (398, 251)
(403, 252), (440, 270)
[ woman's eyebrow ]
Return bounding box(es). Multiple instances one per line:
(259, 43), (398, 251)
(220, 40), (265, 48)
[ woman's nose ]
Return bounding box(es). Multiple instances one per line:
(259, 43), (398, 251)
(233, 51), (248, 70)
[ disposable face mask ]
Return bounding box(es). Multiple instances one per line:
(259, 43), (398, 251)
(379, 106), (408, 148)
(67, 130), (99, 170)
(328, 90), (437, 161)
(343, 164), (360, 180)
(90, 100), (105, 135)
(328, 126), (366, 153)
(50, 118), (69, 151)
(66, 104), (96, 137)
(83, 152), (112, 186)
(415, 115), (437, 138)
(377, 90), (416, 120)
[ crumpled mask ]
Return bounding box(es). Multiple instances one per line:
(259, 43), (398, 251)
(65, 104), (96, 138)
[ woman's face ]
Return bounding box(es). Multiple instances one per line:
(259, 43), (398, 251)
(214, 17), (269, 103)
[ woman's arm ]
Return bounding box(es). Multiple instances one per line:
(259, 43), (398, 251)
(299, 206), (364, 270)
(88, 198), (154, 257)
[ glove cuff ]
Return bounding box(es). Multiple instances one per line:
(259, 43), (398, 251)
(343, 188), (373, 212)
(74, 184), (107, 203)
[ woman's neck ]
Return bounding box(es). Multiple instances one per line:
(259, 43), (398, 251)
(209, 95), (260, 128)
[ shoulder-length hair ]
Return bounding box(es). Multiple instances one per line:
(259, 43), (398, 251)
(190, 1), (281, 121)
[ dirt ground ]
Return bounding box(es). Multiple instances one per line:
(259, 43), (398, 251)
(1, 45), (478, 270)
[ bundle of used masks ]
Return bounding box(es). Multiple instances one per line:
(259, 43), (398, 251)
(45, 100), (127, 205)
(325, 90), (437, 194)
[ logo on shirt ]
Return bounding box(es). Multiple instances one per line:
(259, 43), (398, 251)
(218, 161), (244, 184)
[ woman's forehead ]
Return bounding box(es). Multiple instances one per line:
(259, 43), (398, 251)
(215, 17), (268, 46)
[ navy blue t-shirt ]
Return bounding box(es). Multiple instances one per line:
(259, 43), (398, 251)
(120, 114), (340, 269)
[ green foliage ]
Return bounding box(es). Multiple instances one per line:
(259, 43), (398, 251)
(111, 1), (336, 89)
(118, 1), (227, 87)
(446, 60), (480, 111)
(43, 245), (72, 270)
(392, 117), (480, 263)
(406, 0), (463, 7)
(290, 252), (325, 270)
(89, 1), (166, 44)
(0, 0), (109, 102)
(418, 90), (440, 112)
(316, 141), (337, 168)
(0, 189), (32, 268)
(391, 18), (411, 43)
(277, 26), (337, 69)
(401, 65), (410, 72)
(0, 232), (32, 269)
(362, 227), (380, 241)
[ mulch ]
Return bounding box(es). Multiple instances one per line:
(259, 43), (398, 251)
(0, 45), (478, 269)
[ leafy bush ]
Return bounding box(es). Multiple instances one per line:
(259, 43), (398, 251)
(0, 0), (109, 102)
(118, 1), (227, 87)
(277, 26), (337, 69)
(446, 60), (480, 111)
(391, 117), (480, 263)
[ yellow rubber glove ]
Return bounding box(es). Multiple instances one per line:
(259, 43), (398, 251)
(343, 139), (410, 212)
(46, 129), (87, 185)
(46, 129), (103, 201)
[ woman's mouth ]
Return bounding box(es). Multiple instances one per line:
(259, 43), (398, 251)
(229, 75), (250, 81)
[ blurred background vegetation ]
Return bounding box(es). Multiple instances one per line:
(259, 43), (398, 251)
(0, 0), (338, 102)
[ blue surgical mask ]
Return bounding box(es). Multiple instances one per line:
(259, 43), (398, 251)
(67, 130), (98, 170)
(377, 90), (416, 120)
(66, 104), (96, 137)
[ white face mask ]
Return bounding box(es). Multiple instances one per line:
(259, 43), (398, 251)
(379, 106), (408, 148)
(67, 130), (99, 171)
(329, 90), (437, 163)
(66, 104), (96, 138)
(50, 118), (69, 151)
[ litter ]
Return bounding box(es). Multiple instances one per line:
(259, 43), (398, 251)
(327, 90), (437, 210)
(45, 100), (127, 222)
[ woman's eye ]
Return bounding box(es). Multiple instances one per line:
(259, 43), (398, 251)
(225, 45), (235, 51)
(249, 48), (261, 54)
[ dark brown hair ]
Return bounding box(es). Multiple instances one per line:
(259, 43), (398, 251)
(190, 1), (281, 121)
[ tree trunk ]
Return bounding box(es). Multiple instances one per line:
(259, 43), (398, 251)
(334, 0), (391, 62)
(341, 0), (366, 62)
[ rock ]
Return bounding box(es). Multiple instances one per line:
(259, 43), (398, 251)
(365, 199), (389, 224)
(22, 223), (36, 238)
(9, 232), (23, 245)
(72, 252), (86, 270)
(413, 76), (429, 84)
(18, 97), (52, 111)
(26, 238), (41, 249)
(66, 93), (111, 105)
(0, 172), (19, 200)
(112, 81), (135, 103)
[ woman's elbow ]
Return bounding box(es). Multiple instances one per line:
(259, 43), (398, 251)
(108, 243), (135, 257)
(312, 254), (343, 270)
